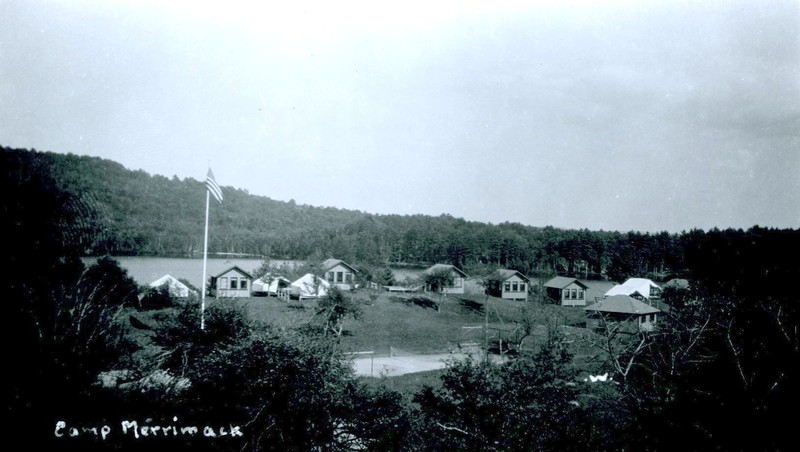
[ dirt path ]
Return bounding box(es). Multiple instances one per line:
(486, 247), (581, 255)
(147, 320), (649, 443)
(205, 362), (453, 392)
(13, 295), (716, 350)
(351, 352), (506, 377)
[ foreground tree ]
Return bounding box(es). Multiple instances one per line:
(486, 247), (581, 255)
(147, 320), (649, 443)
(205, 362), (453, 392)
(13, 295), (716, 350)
(599, 228), (800, 451)
(3, 153), (139, 445)
(415, 333), (589, 450)
(142, 301), (418, 450)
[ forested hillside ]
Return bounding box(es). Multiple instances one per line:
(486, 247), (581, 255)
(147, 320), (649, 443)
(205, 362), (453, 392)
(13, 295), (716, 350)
(0, 146), (791, 281)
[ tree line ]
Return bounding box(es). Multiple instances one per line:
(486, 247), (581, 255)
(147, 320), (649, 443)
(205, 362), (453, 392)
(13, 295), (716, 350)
(2, 146), (753, 282)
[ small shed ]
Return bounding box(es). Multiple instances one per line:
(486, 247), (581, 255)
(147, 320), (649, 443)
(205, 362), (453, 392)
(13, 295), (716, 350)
(544, 276), (589, 306)
(584, 295), (661, 332)
(149, 274), (194, 298)
(486, 269), (530, 300)
(210, 266), (253, 298)
(423, 264), (468, 295)
(322, 258), (358, 290)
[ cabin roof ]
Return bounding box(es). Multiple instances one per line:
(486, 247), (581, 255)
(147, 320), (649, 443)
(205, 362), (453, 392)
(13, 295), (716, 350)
(322, 258), (358, 273)
(585, 295), (661, 315)
(213, 265), (253, 279)
(488, 269), (530, 283)
(423, 263), (468, 278)
(544, 276), (589, 290)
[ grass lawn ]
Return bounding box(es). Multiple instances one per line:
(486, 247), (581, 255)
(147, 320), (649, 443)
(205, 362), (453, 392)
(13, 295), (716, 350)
(237, 287), (590, 357)
(127, 281), (607, 395)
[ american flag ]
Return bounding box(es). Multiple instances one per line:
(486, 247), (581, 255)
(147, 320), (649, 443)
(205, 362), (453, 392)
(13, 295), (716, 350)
(206, 169), (223, 203)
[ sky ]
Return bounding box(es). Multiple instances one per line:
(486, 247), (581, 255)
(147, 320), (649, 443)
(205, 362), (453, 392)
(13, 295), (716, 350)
(1, 0), (798, 233)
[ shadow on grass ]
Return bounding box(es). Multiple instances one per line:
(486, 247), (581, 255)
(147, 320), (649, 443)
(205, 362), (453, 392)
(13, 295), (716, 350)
(457, 298), (485, 314)
(409, 296), (439, 310)
(389, 295), (439, 310)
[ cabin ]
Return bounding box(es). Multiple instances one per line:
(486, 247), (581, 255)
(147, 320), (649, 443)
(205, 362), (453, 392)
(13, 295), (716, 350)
(288, 273), (330, 300)
(486, 269), (530, 301)
(322, 258), (358, 290)
(584, 295), (661, 332)
(251, 274), (291, 296)
(423, 264), (468, 295)
(604, 278), (662, 300)
(544, 276), (589, 306)
(148, 274), (194, 298)
(210, 266), (253, 298)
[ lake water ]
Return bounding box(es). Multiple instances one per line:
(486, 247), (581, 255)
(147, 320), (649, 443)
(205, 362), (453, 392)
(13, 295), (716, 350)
(82, 256), (302, 287)
(83, 256), (435, 288)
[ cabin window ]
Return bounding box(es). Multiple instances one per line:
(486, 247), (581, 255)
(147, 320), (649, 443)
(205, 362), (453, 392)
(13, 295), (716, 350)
(578, 289), (584, 299)
(230, 277), (238, 289)
(337, 271), (343, 282)
(240, 279), (247, 289)
(327, 272), (334, 282)
(512, 282), (518, 291)
(564, 290), (570, 299)
(519, 283), (526, 292)
(345, 272), (353, 283)
(504, 282), (511, 291)
(571, 289), (577, 299)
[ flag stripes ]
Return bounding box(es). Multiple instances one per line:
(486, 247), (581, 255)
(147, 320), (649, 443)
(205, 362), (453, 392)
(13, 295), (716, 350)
(206, 169), (223, 203)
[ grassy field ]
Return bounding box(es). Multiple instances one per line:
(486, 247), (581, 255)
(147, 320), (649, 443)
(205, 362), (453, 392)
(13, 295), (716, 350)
(238, 287), (589, 357)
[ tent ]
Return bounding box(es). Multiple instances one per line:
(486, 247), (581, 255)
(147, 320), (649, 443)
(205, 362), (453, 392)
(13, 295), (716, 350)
(289, 273), (330, 300)
(149, 274), (194, 298)
(252, 274), (291, 296)
(604, 278), (662, 299)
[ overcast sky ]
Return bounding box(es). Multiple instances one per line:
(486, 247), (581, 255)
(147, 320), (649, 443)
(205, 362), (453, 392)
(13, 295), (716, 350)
(1, 0), (798, 233)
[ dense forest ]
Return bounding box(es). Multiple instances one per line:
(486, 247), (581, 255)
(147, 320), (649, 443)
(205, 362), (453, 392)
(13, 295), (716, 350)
(0, 146), (743, 282)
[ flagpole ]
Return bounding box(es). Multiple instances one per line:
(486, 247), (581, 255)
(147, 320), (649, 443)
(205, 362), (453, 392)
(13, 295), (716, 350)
(201, 189), (210, 331)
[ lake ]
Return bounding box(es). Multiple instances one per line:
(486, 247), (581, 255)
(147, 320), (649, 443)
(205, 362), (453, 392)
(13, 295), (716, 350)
(83, 256), (435, 288)
(82, 256), (303, 287)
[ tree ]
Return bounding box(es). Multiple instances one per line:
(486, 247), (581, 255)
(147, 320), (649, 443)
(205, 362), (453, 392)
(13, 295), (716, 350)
(415, 331), (588, 450)
(316, 287), (362, 339)
(585, 227), (800, 451)
(581, 313), (655, 391)
(378, 267), (396, 286)
(144, 301), (420, 451)
(423, 268), (454, 311)
(606, 249), (637, 283)
(512, 301), (563, 353)
(3, 154), (137, 444)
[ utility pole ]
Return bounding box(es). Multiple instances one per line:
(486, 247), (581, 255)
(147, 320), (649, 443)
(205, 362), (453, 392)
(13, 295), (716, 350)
(484, 290), (489, 364)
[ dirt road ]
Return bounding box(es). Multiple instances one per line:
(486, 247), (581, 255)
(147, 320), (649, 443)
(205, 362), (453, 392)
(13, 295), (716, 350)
(351, 352), (506, 377)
